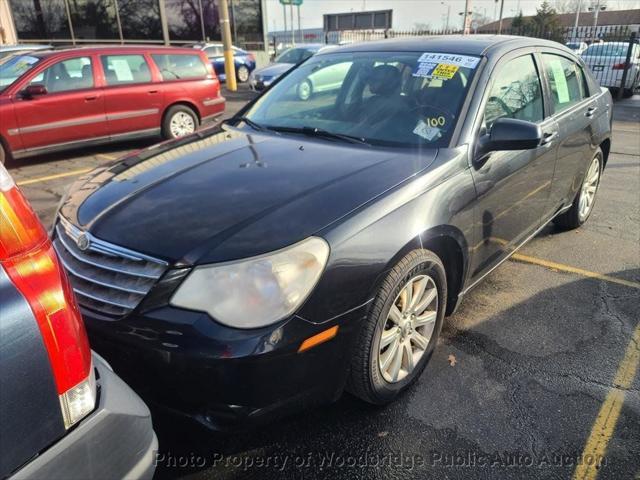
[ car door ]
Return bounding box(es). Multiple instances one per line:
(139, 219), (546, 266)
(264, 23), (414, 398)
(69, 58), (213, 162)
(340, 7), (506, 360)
(12, 55), (106, 151)
(99, 53), (162, 138)
(469, 52), (559, 280)
(540, 52), (597, 212)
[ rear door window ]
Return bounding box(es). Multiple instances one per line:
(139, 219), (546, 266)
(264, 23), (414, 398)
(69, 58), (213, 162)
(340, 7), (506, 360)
(101, 54), (152, 86)
(542, 53), (587, 114)
(151, 54), (207, 81)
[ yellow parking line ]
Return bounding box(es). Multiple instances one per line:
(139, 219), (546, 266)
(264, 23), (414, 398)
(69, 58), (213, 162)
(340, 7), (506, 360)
(97, 153), (117, 161)
(573, 323), (640, 480)
(511, 253), (640, 290)
(16, 168), (93, 186)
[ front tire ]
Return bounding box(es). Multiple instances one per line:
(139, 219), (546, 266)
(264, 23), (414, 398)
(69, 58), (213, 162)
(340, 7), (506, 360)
(162, 105), (199, 140)
(347, 249), (447, 405)
(237, 65), (250, 83)
(554, 148), (603, 230)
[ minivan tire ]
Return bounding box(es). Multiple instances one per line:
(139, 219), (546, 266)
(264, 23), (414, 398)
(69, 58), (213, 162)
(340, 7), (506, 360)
(162, 105), (199, 140)
(347, 249), (447, 405)
(554, 148), (603, 230)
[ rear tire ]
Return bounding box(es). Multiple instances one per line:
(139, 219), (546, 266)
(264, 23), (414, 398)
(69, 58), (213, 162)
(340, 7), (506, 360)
(554, 148), (603, 230)
(162, 105), (199, 140)
(347, 249), (447, 405)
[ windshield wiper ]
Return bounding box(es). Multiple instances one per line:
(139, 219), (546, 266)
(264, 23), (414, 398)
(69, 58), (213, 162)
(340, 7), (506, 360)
(223, 116), (271, 132)
(270, 126), (370, 145)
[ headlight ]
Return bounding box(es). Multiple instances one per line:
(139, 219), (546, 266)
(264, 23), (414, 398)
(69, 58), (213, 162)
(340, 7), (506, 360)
(170, 237), (330, 329)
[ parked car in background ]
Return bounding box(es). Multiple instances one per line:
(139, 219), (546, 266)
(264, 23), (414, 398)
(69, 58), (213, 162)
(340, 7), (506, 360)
(566, 41), (588, 55)
(0, 44), (50, 62)
(189, 42), (256, 83)
(0, 164), (156, 479)
(55, 36), (611, 431)
(249, 43), (325, 92)
(0, 46), (225, 163)
(582, 41), (640, 97)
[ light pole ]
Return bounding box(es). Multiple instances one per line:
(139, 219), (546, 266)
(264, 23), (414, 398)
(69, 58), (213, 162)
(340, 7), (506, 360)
(573, 0), (582, 38)
(441, 1), (451, 32)
(497, 0), (505, 34)
(588, 1), (606, 29)
(462, 0), (472, 34)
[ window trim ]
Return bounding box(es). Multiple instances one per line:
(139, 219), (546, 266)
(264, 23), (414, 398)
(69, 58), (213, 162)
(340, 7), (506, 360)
(26, 55), (96, 96)
(99, 53), (154, 88)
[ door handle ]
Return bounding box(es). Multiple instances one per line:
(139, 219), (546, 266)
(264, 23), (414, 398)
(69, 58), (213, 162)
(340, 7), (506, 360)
(585, 106), (598, 117)
(148, 90), (159, 94)
(85, 95), (99, 101)
(541, 131), (558, 145)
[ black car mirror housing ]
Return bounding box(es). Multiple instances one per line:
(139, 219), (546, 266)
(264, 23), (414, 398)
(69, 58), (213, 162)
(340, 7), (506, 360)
(476, 117), (543, 160)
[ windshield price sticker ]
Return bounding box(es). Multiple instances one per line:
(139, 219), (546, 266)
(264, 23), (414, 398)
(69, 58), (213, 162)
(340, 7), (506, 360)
(418, 52), (480, 69)
(413, 119), (441, 141)
(412, 61), (438, 78)
(432, 63), (459, 80)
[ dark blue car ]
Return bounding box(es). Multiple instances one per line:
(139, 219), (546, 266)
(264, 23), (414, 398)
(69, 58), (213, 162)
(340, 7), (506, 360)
(190, 42), (256, 83)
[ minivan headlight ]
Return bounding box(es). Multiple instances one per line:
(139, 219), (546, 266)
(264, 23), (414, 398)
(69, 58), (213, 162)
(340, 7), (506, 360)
(170, 237), (330, 329)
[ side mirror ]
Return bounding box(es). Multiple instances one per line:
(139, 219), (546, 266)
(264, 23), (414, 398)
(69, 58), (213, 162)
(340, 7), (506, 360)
(23, 84), (48, 98)
(477, 117), (542, 158)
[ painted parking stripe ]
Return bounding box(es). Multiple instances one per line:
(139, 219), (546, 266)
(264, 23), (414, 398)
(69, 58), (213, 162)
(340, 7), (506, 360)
(16, 168), (93, 186)
(511, 253), (640, 290)
(573, 323), (640, 480)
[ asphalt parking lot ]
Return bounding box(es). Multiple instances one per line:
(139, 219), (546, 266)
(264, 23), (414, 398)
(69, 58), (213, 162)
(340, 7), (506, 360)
(7, 89), (639, 480)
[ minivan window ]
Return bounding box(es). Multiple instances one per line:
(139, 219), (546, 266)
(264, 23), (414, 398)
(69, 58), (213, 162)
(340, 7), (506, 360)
(151, 54), (207, 81)
(0, 55), (41, 91)
(29, 57), (93, 93)
(484, 54), (544, 129)
(101, 54), (151, 86)
(542, 54), (586, 114)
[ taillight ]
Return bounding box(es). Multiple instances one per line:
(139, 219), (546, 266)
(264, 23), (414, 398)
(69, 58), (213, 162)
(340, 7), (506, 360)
(612, 63), (626, 70)
(0, 165), (95, 429)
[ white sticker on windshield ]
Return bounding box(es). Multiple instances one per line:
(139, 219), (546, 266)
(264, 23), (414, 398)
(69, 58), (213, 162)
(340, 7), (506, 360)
(412, 61), (438, 78)
(417, 52), (480, 69)
(413, 119), (441, 141)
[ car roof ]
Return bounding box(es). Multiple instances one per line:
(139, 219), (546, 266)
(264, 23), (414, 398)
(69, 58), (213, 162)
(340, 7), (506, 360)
(27, 45), (199, 59)
(0, 44), (49, 52)
(318, 35), (574, 57)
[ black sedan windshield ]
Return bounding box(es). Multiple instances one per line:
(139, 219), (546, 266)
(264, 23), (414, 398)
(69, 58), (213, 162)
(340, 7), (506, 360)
(244, 51), (480, 147)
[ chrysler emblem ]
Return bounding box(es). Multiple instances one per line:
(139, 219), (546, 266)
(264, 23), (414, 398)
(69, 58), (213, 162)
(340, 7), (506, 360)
(76, 233), (90, 251)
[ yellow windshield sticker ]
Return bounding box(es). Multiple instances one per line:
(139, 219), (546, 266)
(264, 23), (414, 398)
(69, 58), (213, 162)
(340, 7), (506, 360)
(432, 63), (459, 80)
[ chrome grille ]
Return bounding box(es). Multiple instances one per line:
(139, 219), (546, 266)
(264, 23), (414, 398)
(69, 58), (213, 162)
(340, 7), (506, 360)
(53, 216), (168, 318)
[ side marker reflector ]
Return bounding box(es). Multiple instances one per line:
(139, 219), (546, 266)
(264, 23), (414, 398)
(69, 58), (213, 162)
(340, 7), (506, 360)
(298, 325), (339, 353)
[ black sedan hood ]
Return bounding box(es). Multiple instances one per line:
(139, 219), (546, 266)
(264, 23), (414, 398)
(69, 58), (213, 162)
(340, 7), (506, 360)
(60, 127), (438, 265)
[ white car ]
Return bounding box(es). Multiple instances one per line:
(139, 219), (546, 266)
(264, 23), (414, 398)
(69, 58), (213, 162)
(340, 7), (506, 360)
(582, 42), (640, 97)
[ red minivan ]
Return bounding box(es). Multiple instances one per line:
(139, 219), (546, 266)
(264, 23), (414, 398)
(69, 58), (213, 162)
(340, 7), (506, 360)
(0, 46), (225, 163)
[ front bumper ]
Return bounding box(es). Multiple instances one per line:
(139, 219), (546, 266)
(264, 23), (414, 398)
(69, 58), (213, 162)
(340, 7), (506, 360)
(10, 353), (157, 480)
(84, 302), (368, 431)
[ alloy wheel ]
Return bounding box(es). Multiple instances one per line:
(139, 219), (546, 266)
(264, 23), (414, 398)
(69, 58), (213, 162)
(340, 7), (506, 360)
(578, 155), (601, 222)
(169, 112), (196, 138)
(237, 66), (250, 83)
(378, 275), (438, 383)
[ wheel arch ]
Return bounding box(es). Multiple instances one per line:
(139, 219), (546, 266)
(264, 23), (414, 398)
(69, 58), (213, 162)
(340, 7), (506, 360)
(381, 225), (469, 316)
(162, 101), (202, 123)
(599, 137), (611, 168)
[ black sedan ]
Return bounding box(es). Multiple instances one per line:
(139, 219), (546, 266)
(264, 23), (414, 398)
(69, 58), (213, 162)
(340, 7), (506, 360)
(55, 36), (612, 430)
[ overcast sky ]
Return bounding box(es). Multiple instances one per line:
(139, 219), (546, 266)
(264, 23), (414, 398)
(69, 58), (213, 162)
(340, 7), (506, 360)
(265, 0), (640, 32)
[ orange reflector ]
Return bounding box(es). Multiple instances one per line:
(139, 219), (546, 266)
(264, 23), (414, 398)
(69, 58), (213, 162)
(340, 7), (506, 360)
(298, 325), (339, 353)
